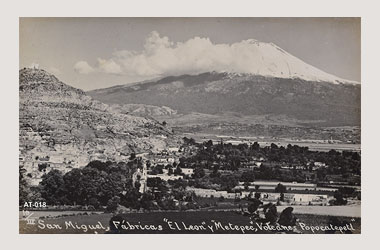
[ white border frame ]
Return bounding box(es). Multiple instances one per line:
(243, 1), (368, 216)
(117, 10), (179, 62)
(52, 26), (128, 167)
(1, 0), (379, 249)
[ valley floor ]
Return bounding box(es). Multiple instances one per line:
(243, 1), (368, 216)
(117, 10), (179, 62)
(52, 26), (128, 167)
(184, 132), (361, 152)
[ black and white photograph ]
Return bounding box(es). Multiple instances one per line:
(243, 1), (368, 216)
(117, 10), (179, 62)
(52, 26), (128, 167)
(17, 17), (363, 234)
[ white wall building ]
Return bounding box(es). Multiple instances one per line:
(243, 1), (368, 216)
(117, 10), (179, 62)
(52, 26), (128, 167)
(181, 168), (194, 176)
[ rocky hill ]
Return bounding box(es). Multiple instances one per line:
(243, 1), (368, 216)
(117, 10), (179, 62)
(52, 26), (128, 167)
(19, 68), (178, 185)
(109, 103), (177, 118)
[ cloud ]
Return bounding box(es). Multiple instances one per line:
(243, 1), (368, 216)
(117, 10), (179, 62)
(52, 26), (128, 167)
(85, 31), (284, 78)
(97, 58), (122, 75)
(72, 31), (340, 83)
(74, 61), (95, 74)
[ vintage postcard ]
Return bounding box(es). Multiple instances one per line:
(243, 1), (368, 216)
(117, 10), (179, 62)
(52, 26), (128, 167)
(19, 17), (361, 234)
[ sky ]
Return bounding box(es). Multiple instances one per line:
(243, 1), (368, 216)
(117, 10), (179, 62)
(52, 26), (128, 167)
(19, 17), (361, 91)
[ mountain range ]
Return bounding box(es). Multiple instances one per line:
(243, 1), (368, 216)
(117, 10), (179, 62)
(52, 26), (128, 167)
(88, 72), (360, 127)
(88, 40), (360, 127)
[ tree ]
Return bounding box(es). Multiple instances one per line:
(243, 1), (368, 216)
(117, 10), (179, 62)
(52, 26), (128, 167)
(158, 198), (176, 210)
(147, 177), (163, 189)
(169, 179), (188, 190)
(251, 142), (260, 151)
(271, 143), (279, 150)
(147, 177), (168, 199)
(219, 175), (238, 192)
(39, 170), (66, 205)
(316, 168), (327, 181)
(275, 183), (287, 193)
(248, 197), (262, 214)
(19, 165), (29, 205)
(97, 171), (125, 205)
(193, 167), (205, 178)
(106, 196), (121, 212)
(174, 166), (182, 175)
(338, 187), (356, 197)
(38, 163), (48, 172)
(134, 181), (141, 190)
(85, 160), (111, 172)
(254, 192), (261, 199)
(140, 193), (156, 210)
(333, 191), (348, 205)
(88, 197), (101, 209)
(210, 166), (221, 178)
(274, 183), (286, 202)
(120, 189), (141, 209)
(151, 165), (164, 175)
(240, 171), (255, 182)
(63, 168), (84, 205)
(205, 140), (213, 148)
(129, 153), (136, 160)
(168, 168), (174, 175)
(280, 193), (285, 202)
(183, 137), (196, 145)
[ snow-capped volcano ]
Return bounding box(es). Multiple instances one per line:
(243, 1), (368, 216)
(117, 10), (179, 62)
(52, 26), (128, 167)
(87, 36), (360, 127)
(220, 39), (357, 84)
(85, 32), (358, 85)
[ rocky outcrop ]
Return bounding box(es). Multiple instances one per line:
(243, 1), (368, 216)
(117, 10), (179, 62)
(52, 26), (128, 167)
(19, 68), (178, 185)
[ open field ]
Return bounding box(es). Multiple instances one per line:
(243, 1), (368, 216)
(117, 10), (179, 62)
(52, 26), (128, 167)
(19, 203), (361, 220)
(185, 132), (360, 152)
(198, 205), (361, 218)
(19, 209), (360, 234)
(257, 141), (361, 152)
(277, 205), (361, 217)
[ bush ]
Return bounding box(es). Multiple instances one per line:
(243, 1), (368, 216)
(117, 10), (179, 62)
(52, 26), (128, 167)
(332, 191), (348, 205)
(106, 196), (121, 212)
(38, 163), (48, 172)
(87, 205), (95, 211)
(88, 197), (101, 209)
(275, 183), (287, 193)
